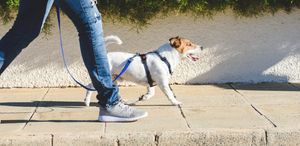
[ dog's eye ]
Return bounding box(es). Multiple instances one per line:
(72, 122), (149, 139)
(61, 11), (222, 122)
(188, 43), (192, 46)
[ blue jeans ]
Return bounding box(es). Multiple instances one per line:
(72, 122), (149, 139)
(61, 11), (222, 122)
(0, 0), (119, 108)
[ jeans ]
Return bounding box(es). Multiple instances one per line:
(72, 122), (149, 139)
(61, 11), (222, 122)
(0, 0), (119, 108)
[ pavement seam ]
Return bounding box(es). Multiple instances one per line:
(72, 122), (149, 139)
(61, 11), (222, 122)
(154, 134), (159, 146)
(169, 85), (191, 131)
(51, 134), (54, 146)
(21, 88), (50, 130)
(116, 138), (120, 146)
(265, 130), (268, 145)
(228, 84), (277, 128)
(104, 122), (107, 133)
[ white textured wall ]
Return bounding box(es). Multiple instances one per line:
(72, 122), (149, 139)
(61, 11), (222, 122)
(0, 9), (299, 87)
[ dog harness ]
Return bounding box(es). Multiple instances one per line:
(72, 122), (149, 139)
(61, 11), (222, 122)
(125, 51), (173, 105)
(139, 51), (173, 87)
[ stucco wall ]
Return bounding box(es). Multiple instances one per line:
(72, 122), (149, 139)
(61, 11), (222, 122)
(0, 9), (300, 88)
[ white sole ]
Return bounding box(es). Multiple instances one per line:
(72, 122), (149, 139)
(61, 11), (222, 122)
(98, 112), (148, 122)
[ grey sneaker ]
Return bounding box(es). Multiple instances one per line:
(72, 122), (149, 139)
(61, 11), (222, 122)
(98, 102), (148, 122)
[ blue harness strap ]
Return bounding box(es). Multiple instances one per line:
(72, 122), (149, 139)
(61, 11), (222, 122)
(112, 54), (138, 83)
(55, 4), (135, 91)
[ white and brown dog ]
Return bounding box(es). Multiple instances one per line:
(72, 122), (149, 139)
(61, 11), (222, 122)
(84, 35), (203, 106)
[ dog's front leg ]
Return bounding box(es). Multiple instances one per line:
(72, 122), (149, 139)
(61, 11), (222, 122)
(140, 86), (155, 101)
(157, 82), (182, 105)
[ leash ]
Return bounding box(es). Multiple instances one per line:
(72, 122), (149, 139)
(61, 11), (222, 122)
(55, 4), (172, 105)
(55, 4), (135, 91)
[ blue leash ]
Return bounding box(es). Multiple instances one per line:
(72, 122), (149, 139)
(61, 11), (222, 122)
(55, 4), (135, 91)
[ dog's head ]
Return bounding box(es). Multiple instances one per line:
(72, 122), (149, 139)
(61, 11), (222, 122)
(169, 36), (203, 61)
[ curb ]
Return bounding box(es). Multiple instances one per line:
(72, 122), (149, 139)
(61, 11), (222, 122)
(1, 128), (299, 146)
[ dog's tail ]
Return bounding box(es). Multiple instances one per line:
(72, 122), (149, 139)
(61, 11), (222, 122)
(104, 35), (122, 47)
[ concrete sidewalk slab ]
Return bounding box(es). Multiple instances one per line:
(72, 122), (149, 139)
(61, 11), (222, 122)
(171, 85), (250, 107)
(105, 107), (188, 133)
(22, 109), (103, 134)
(256, 105), (300, 127)
(181, 106), (272, 129)
(0, 88), (48, 135)
(232, 83), (300, 105)
(21, 88), (103, 134)
(0, 88), (48, 112)
(39, 88), (94, 110)
(231, 83), (300, 128)
(0, 113), (30, 134)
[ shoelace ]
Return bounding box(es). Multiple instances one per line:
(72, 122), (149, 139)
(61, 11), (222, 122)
(117, 102), (133, 112)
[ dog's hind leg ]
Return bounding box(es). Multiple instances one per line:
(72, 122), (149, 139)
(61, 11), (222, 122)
(84, 83), (94, 106)
(140, 86), (155, 101)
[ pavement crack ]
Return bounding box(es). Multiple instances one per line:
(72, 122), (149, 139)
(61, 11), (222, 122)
(169, 85), (191, 130)
(229, 84), (277, 128)
(178, 105), (191, 130)
(22, 88), (50, 130)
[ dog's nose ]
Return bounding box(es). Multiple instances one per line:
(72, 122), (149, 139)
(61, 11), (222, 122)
(200, 46), (203, 50)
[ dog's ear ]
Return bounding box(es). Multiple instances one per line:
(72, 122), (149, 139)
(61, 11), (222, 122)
(169, 36), (181, 48)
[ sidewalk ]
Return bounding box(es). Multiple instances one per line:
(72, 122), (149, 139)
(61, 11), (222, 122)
(1, 83), (300, 146)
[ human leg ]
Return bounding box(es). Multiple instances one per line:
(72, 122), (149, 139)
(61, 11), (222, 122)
(0, 0), (54, 75)
(54, 0), (119, 108)
(54, 0), (147, 121)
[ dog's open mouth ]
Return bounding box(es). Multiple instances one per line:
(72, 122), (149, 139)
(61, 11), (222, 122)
(187, 53), (199, 61)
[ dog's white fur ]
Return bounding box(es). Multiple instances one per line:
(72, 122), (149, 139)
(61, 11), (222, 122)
(84, 35), (202, 106)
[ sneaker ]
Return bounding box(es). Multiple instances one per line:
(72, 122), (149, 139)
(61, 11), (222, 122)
(98, 102), (148, 122)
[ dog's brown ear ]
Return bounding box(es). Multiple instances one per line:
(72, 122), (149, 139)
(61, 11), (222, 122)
(169, 36), (181, 48)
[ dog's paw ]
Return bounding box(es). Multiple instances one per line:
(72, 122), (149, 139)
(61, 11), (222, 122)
(84, 99), (90, 107)
(140, 95), (149, 101)
(120, 98), (128, 103)
(172, 101), (182, 106)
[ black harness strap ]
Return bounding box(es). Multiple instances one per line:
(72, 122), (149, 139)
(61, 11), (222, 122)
(139, 52), (172, 87)
(152, 51), (173, 75)
(140, 54), (154, 87)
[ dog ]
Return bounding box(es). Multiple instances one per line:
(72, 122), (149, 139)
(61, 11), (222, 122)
(84, 35), (203, 106)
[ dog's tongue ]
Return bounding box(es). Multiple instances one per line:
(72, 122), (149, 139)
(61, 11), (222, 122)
(189, 53), (199, 61)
